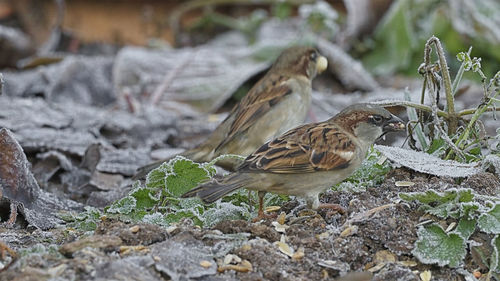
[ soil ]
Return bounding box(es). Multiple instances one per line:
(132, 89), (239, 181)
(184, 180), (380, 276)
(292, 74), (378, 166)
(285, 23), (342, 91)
(1, 169), (498, 281)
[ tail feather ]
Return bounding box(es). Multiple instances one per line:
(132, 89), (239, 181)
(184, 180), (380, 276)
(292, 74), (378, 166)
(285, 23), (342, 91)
(181, 175), (245, 204)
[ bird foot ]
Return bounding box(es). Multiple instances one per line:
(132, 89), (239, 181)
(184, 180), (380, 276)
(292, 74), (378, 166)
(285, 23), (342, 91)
(317, 203), (345, 216)
(252, 211), (278, 222)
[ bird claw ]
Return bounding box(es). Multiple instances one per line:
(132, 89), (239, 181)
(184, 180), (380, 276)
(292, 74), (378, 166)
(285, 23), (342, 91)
(252, 210), (278, 222)
(317, 203), (345, 216)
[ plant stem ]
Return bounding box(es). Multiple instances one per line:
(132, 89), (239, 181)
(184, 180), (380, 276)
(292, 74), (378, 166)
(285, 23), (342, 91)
(451, 90), (500, 155)
(426, 36), (457, 134)
(451, 47), (472, 97)
(458, 106), (500, 116)
(372, 100), (448, 118)
(405, 89), (428, 150)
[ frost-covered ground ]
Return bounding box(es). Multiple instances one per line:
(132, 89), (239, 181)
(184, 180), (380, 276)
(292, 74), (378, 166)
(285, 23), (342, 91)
(1, 15), (499, 281)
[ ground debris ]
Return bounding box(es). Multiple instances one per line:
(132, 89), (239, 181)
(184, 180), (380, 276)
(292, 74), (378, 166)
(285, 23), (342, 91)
(59, 235), (123, 257)
(151, 239), (217, 281)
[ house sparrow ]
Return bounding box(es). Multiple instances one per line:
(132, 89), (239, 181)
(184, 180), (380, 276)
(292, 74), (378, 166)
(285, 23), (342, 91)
(182, 103), (405, 219)
(134, 46), (328, 179)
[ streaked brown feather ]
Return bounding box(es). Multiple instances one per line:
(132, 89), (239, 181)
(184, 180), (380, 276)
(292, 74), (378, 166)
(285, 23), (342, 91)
(240, 122), (356, 174)
(215, 74), (293, 152)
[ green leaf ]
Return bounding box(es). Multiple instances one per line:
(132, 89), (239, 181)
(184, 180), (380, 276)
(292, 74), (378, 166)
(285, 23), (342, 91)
(107, 196), (136, 214)
(491, 235), (500, 273)
(478, 204), (500, 234)
(413, 223), (467, 268)
(146, 164), (168, 189)
(457, 189), (474, 203)
(401, 189), (476, 219)
(453, 218), (476, 240)
(400, 189), (455, 204)
(141, 212), (171, 227)
(165, 157), (212, 197)
(68, 207), (102, 232)
(426, 138), (446, 156)
(130, 186), (159, 210)
(334, 147), (391, 191)
(362, 0), (415, 74)
(165, 210), (203, 226)
(405, 89), (428, 150)
(201, 202), (251, 227)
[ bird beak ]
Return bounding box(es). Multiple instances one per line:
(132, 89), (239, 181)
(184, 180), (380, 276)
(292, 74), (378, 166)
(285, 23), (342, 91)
(316, 56), (328, 73)
(383, 114), (406, 132)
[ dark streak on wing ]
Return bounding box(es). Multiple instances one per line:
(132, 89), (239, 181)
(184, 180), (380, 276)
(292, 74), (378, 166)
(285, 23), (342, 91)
(238, 122), (356, 174)
(214, 73), (293, 152)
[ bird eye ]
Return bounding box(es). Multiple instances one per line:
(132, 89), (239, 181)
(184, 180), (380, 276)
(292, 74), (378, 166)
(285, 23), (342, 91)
(370, 115), (384, 124)
(309, 51), (318, 61)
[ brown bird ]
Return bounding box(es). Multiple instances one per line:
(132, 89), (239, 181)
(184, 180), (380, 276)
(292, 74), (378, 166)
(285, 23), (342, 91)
(134, 46), (328, 179)
(182, 104), (405, 220)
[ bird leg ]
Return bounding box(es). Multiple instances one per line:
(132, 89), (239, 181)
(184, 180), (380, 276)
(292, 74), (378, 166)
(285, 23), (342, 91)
(252, 191), (277, 222)
(308, 196), (345, 216)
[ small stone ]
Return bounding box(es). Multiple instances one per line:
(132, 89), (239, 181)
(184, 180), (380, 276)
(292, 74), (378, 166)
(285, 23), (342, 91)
(374, 250), (396, 263)
(395, 181), (415, 187)
(240, 244), (252, 251)
(223, 254), (242, 265)
(292, 247), (304, 260)
(217, 260), (253, 273)
(265, 206), (281, 213)
(271, 221), (289, 233)
(317, 232), (329, 239)
(340, 225), (358, 237)
(129, 225), (140, 233)
(275, 240), (294, 258)
(419, 270), (431, 281)
(200, 260), (212, 268)
(59, 235), (123, 257)
(397, 260), (418, 267)
(277, 211), (286, 225)
(366, 263), (386, 273)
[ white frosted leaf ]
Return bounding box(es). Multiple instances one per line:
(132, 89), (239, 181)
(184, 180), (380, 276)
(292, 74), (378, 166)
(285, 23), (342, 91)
(375, 145), (481, 177)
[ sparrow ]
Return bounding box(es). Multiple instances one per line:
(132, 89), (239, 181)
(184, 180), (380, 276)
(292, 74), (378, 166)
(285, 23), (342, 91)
(134, 46), (328, 179)
(182, 103), (405, 220)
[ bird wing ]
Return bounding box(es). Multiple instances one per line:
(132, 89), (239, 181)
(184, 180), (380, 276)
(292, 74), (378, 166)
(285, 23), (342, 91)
(214, 73), (293, 152)
(239, 122), (357, 174)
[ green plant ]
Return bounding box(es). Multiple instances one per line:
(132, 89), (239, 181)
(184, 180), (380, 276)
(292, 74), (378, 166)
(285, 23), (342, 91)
(64, 155), (292, 231)
(333, 147), (392, 192)
(400, 189), (500, 274)
(378, 36), (500, 163)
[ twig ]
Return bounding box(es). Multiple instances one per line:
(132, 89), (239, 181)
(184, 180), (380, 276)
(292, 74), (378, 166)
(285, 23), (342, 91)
(38, 0), (65, 55)
(150, 51), (193, 105)
(458, 106), (500, 116)
(427, 75), (466, 161)
(425, 36), (457, 134)
(370, 100), (448, 118)
(451, 47), (472, 96)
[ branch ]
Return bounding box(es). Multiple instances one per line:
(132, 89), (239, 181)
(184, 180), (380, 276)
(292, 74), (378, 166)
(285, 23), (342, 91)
(370, 100), (449, 118)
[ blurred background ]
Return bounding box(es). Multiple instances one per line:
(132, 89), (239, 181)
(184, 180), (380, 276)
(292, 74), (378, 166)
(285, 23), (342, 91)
(1, 0), (499, 73)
